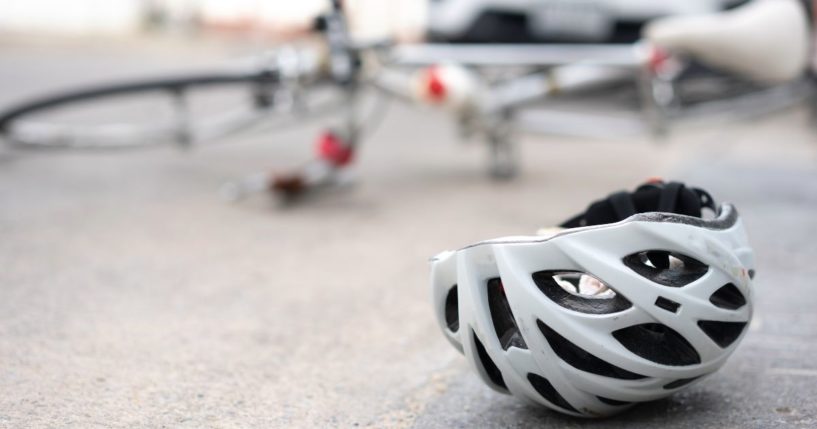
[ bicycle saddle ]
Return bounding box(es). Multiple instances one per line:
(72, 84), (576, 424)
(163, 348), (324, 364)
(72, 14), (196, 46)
(644, 0), (811, 83)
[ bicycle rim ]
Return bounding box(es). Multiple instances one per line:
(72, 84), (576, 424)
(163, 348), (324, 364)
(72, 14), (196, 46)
(0, 71), (345, 151)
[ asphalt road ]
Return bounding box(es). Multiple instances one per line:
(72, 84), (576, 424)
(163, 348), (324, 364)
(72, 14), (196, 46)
(0, 38), (816, 428)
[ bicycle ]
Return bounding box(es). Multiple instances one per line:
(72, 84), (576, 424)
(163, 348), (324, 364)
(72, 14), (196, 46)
(1, 0), (814, 202)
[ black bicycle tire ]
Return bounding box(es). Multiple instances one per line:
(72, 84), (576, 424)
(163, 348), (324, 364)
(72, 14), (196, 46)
(0, 70), (279, 132)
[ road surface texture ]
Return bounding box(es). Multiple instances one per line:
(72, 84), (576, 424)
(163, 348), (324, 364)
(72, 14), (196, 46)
(1, 38), (816, 428)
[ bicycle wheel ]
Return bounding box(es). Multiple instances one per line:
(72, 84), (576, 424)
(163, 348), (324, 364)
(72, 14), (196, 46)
(0, 70), (346, 150)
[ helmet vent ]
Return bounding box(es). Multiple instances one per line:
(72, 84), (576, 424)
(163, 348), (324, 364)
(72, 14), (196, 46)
(444, 285), (459, 332)
(697, 320), (747, 348)
(622, 251), (708, 287)
(537, 320), (646, 380)
(663, 376), (701, 390)
(526, 373), (577, 413)
(531, 271), (632, 314)
(487, 278), (527, 350)
(654, 296), (681, 313)
(597, 396), (632, 406)
(613, 323), (701, 366)
(473, 332), (507, 391)
(709, 284), (746, 310)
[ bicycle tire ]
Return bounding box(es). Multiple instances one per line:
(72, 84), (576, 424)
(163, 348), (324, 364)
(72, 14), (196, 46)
(0, 70), (344, 150)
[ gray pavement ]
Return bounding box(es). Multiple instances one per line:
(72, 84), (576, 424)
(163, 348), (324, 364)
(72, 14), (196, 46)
(0, 39), (816, 428)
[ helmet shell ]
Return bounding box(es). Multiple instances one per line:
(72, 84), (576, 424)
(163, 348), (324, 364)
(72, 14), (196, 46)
(431, 205), (754, 417)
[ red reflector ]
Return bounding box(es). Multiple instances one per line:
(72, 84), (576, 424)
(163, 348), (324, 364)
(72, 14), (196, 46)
(425, 66), (447, 102)
(316, 131), (353, 166)
(647, 46), (670, 74)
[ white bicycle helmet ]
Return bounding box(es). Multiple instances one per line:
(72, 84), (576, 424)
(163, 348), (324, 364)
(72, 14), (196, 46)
(430, 180), (754, 417)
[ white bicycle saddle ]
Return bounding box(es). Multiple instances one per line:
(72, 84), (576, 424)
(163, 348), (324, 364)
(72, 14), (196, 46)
(644, 0), (811, 83)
